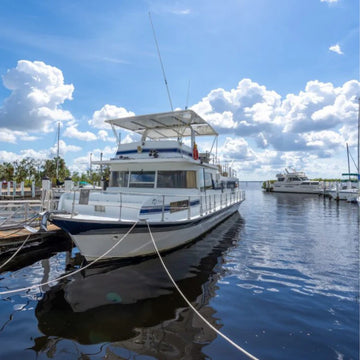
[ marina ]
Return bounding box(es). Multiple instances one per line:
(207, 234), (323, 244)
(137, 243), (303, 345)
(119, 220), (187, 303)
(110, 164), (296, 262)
(0, 182), (358, 360)
(0, 2), (359, 359)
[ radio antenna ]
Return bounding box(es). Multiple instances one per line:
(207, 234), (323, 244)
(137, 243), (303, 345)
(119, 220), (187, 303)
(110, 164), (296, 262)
(149, 12), (174, 111)
(185, 80), (190, 109)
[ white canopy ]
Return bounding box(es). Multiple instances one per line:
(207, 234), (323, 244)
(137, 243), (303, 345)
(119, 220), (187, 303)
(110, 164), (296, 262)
(105, 109), (218, 139)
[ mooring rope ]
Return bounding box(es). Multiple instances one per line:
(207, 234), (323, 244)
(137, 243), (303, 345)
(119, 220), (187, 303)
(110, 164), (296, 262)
(0, 222), (138, 296)
(0, 214), (44, 268)
(146, 221), (260, 360)
(0, 233), (32, 269)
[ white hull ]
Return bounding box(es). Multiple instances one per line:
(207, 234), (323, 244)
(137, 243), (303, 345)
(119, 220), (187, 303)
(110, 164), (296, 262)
(272, 184), (322, 194)
(60, 203), (240, 261)
(327, 189), (359, 201)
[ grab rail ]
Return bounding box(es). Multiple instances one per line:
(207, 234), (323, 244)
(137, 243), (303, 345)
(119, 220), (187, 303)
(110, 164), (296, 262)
(51, 188), (245, 222)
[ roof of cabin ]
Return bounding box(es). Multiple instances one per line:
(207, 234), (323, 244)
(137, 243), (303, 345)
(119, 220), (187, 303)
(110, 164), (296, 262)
(105, 109), (218, 139)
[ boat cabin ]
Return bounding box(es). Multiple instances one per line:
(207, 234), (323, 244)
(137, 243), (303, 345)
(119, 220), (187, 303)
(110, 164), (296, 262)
(93, 110), (239, 193)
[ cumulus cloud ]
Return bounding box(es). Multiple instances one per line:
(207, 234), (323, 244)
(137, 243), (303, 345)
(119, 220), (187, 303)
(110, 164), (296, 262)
(0, 60), (74, 132)
(192, 79), (282, 137)
(0, 146), (60, 164)
(192, 78), (360, 155)
(0, 128), (40, 143)
(222, 137), (256, 161)
(49, 140), (81, 157)
(69, 155), (91, 173)
(0, 150), (25, 163)
(88, 104), (135, 129)
(63, 125), (97, 141)
(97, 130), (114, 142)
(329, 44), (343, 55)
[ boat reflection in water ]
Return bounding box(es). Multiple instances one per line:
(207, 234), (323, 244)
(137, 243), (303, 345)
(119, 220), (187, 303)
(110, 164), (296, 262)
(34, 212), (244, 359)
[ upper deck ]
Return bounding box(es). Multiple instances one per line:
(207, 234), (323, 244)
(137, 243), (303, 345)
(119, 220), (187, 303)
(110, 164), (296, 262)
(106, 109), (218, 140)
(102, 109), (218, 164)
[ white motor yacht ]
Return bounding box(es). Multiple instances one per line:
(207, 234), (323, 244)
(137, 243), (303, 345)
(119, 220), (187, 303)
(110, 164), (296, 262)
(44, 110), (245, 261)
(271, 168), (322, 194)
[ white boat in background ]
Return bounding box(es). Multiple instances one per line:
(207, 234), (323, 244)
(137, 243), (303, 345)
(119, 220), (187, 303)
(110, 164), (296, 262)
(327, 174), (359, 202)
(329, 98), (360, 203)
(271, 168), (323, 194)
(44, 110), (245, 261)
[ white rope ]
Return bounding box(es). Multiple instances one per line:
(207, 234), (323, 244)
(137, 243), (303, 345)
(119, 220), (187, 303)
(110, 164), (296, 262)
(0, 233), (32, 269)
(146, 221), (260, 360)
(0, 222), (138, 295)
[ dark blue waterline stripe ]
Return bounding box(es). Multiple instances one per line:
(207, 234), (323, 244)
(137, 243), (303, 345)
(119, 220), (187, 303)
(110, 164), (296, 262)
(139, 200), (200, 215)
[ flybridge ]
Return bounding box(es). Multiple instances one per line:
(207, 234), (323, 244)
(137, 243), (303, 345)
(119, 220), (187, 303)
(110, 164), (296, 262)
(106, 110), (218, 142)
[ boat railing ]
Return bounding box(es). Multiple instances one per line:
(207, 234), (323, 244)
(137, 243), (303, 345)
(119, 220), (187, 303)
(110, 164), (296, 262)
(55, 188), (245, 221)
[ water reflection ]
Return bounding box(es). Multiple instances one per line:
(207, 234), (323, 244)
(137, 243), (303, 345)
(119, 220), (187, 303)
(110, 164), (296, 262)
(33, 212), (244, 359)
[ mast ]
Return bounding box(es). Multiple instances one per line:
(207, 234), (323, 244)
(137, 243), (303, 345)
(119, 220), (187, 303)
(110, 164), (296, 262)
(56, 122), (60, 181)
(358, 97), (360, 190)
(149, 12), (174, 112)
(346, 143), (351, 181)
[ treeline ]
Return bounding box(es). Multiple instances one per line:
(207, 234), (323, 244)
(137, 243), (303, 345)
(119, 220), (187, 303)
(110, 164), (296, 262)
(0, 157), (108, 186)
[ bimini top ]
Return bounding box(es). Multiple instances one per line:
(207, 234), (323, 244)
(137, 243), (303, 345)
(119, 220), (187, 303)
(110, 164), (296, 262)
(105, 109), (218, 140)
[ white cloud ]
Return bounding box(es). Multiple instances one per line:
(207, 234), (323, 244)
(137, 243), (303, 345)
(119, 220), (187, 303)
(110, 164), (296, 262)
(321, 0), (339, 3)
(0, 129), (19, 143)
(0, 150), (23, 163)
(302, 130), (343, 149)
(329, 44), (343, 55)
(63, 126), (97, 141)
(222, 137), (256, 161)
(69, 155), (91, 174)
(49, 140), (82, 157)
(97, 130), (114, 142)
(0, 60), (74, 132)
(192, 78), (359, 153)
(170, 8), (191, 15)
(0, 148), (50, 163)
(88, 104), (135, 129)
(0, 128), (39, 144)
(190, 78), (359, 177)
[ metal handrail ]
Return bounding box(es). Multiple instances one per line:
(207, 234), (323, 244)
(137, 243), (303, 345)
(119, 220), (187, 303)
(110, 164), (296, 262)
(54, 188), (245, 222)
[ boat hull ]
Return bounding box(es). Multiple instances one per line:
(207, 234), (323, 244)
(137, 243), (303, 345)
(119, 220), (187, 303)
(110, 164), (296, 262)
(272, 184), (322, 194)
(327, 189), (359, 201)
(50, 202), (242, 261)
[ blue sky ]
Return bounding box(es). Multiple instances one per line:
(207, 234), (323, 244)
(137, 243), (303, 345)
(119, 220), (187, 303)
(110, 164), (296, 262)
(0, 0), (359, 180)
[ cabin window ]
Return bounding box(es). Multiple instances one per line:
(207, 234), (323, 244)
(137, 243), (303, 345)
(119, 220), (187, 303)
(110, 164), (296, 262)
(129, 171), (155, 188)
(205, 172), (213, 189)
(226, 181), (238, 189)
(200, 171), (213, 191)
(157, 171), (196, 188)
(110, 171), (129, 187)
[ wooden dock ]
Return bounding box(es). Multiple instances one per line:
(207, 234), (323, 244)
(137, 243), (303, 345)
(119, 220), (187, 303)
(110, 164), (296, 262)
(0, 223), (61, 245)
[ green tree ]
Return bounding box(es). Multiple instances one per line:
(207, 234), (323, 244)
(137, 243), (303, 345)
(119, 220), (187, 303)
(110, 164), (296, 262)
(13, 158), (32, 183)
(42, 157), (70, 185)
(1, 162), (14, 181)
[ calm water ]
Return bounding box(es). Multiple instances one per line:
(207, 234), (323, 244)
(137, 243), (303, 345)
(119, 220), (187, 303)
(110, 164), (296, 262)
(0, 182), (358, 360)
